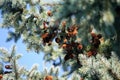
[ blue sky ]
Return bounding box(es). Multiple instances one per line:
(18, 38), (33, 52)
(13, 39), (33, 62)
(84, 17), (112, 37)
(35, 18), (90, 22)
(0, 0), (64, 76)
(0, 10), (63, 77)
(0, 10), (50, 71)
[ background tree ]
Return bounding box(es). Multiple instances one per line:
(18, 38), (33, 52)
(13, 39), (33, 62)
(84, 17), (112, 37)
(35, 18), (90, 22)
(0, 0), (120, 80)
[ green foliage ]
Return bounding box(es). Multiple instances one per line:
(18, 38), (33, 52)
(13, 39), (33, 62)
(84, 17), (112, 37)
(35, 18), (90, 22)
(0, 0), (120, 80)
(0, 46), (64, 80)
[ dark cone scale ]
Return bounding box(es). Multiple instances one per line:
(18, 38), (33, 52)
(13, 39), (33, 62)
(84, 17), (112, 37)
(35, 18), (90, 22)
(5, 65), (12, 69)
(4, 71), (12, 74)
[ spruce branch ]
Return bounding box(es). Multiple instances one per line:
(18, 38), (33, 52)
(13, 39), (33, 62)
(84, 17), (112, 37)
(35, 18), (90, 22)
(41, 3), (62, 7)
(108, 69), (120, 80)
(13, 58), (18, 80)
(1, 0), (120, 79)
